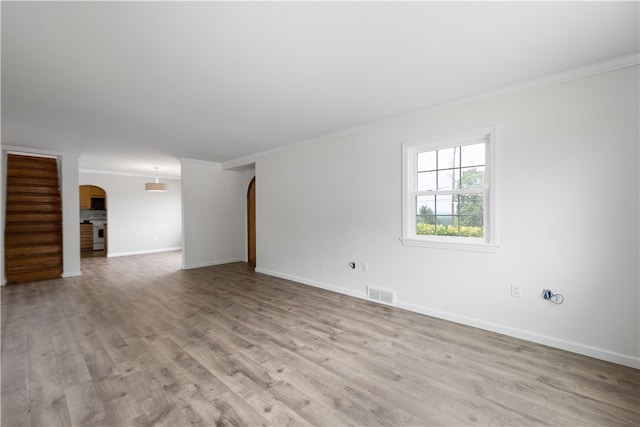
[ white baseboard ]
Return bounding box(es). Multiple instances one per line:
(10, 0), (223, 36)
(182, 257), (245, 270)
(255, 268), (367, 300)
(395, 300), (640, 369)
(108, 247), (182, 258)
(62, 271), (82, 278)
(255, 267), (640, 369)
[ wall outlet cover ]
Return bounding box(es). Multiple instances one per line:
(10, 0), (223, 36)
(511, 283), (521, 297)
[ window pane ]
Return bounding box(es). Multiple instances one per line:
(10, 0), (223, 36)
(460, 214), (483, 227)
(459, 217), (484, 237)
(438, 147), (460, 169)
(435, 218), (454, 236)
(457, 194), (483, 220)
(416, 195), (436, 235)
(435, 194), (456, 215)
(461, 143), (485, 167)
(416, 195), (436, 219)
(459, 166), (485, 189)
(417, 171), (437, 191)
(437, 169), (456, 190)
(458, 193), (484, 237)
(418, 150), (436, 172)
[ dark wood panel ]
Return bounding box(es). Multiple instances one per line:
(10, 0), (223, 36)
(6, 264), (63, 278)
(2, 251), (637, 427)
(7, 154), (58, 165)
(247, 177), (256, 266)
(4, 233), (62, 246)
(4, 267), (62, 283)
(5, 255), (63, 269)
(5, 213), (62, 223)
(5, 176), (60, 187)
(6, 204), (62, 213)
(81, 224), (94, 252)
(5, 194), (61, 204)
(6, 185), (60, 195)
(7, 168), (59, 179)
(4, 154), (63, 283)
(4, 223), (63, 233)
(4, 244), (63, 257)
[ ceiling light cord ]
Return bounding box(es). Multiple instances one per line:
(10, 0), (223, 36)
(145, 167), (168, 192)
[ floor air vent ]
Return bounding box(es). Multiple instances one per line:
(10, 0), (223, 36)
(367, 286), (395, 305)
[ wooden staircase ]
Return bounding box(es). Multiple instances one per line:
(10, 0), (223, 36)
(4, 154), (63, 283)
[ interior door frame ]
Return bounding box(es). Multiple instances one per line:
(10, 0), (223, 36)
(247, 177), (256, 266)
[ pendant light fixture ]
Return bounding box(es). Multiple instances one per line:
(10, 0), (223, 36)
(145, 167), (168, 192)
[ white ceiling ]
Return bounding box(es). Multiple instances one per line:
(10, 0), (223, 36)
(2, 1), (638, 178)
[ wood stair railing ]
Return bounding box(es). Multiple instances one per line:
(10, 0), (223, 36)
(4, 154), (63, 283)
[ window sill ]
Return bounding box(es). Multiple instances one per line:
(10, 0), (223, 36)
(399, 237), (499, 253)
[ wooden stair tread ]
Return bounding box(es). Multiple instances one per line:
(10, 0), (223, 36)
(4, 234), (63, 246)
(5, 176), (60, 186)
(4, 223), (63, 233)
(6, 204), (62, 212)
(5, 214), (63, 223)
(6, 154), (58, 164)
(7, 169), (59, 179)
(4, 154), (63, 283)
(5, 245), (63, 258)
(5, 267), (63, 282)
(6, 185), (61, 194)
(5, 195), (62, 204)
(5, 255), (63, 268)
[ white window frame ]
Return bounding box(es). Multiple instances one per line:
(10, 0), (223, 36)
(401, 126), (499, 253)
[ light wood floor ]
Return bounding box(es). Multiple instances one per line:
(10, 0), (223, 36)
(2, 251), (638, 426)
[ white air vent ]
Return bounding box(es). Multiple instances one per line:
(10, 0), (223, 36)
(366, 286), (395, 305)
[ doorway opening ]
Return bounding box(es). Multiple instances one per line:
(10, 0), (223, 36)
(80, 185), (108, 258)
(247, 177), (256, 267)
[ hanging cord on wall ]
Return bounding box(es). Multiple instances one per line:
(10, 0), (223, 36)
(542, 289), (564, 304)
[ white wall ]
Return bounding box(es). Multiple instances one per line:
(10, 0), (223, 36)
(61, 154), (81, 276)
(256, 66), (640, 368)
(79, 171), (182, 256)
(181, 159), (253, 269)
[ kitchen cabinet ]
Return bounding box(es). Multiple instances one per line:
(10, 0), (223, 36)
(79, 186), (91, 209)
(80, 223), (93, 252)
(79, 185), (107, 209)
(91, 186), (105, 198)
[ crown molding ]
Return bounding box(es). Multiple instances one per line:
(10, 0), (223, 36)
(80, 169), (181, 180)
(223, 53), (640, 167)
(179, 157), (222, 169)
(427, 53), (640, 119)
(1, 144), (78, 158)
(221, 154), (256, 171)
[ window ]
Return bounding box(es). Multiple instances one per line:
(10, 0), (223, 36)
(401, 126), (498, 252)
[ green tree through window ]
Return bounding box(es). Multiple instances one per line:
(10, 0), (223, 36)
(458, 168), (484, 227)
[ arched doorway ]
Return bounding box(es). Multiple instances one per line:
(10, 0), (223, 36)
(247, 177), (256, 266)
(79, 185), (108, 257)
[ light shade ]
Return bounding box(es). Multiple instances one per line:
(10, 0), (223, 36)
(145, 167), (168, 192)
(145, 182), (168, 192)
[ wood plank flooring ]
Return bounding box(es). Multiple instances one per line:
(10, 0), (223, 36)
(2, 251), (639, 426)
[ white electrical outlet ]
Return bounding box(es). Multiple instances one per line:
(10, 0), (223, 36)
(511, 283), (521, 298)
(362, 262), (368, 272)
